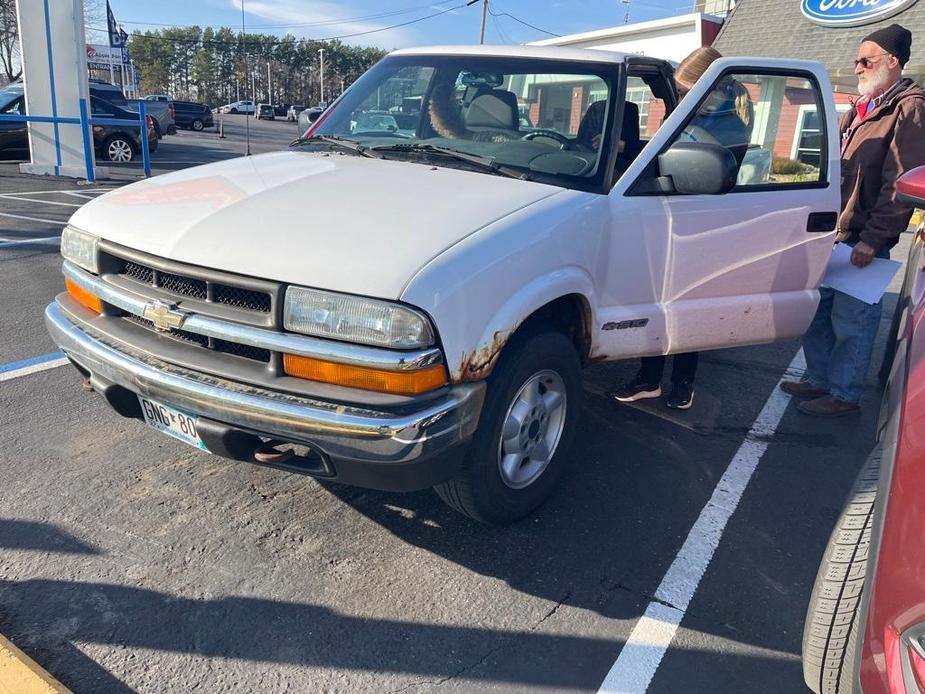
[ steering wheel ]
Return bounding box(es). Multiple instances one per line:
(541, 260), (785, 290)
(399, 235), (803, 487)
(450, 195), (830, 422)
(521, 130), (574, 150)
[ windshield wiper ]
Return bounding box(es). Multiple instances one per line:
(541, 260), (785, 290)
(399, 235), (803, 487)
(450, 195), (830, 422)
(371, 143), (531, 181)
(289, 134), (379, 158)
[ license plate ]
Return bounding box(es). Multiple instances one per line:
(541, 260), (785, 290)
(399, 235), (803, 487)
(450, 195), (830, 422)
(138, 395), (209, 452)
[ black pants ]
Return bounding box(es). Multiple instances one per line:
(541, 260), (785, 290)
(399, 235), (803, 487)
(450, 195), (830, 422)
(639, 352), (699, 387)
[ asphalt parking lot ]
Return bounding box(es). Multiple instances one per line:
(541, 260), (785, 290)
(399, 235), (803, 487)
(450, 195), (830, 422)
(0, 124), (912, 692)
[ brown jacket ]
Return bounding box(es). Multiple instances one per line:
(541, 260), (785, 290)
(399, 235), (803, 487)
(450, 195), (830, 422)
(837, 78), (925, 251)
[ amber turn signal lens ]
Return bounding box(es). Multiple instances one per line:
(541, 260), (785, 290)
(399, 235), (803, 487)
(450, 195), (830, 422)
(283, 354), (448, 395)
(65, 277), (102, 314)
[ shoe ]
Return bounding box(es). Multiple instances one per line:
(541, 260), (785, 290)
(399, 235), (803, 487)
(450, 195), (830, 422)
(609, 377), (661, 403)
(780, 380), (829, 399)
(797, 395), (860, 417)
(666, 382), (694, 410)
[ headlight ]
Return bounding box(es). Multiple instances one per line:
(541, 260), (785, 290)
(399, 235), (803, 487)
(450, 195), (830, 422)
(284, 286), (435, 349)
(61, 226), (99, 274)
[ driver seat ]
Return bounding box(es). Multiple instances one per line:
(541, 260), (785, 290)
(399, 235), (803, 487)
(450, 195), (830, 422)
(464, 89), (520, 133)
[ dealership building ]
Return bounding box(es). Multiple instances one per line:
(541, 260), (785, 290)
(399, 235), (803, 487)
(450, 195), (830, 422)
(535, 0), (925, 168)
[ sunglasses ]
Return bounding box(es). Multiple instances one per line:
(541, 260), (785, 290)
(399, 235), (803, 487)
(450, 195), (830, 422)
(854, 53), (889, 69)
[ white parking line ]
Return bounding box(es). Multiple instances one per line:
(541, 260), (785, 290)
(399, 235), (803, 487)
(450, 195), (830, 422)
(0, 188), (114, 196)
(0, 353), (70, 383)
(0, 194), (82, 207)
(0, 211), (65, 225)
(598, 349), (806, 694)
(0, 236), (61, 248)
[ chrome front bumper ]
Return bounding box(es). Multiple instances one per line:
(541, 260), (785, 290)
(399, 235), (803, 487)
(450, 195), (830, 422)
(46, 301), (485, 470)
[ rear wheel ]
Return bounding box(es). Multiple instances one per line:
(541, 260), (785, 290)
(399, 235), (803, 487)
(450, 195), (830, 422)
(435, 328), (581, 525)
(102, 135), (134, 163)
(802, 447), (881, 693)
(191, 119), (204, 131)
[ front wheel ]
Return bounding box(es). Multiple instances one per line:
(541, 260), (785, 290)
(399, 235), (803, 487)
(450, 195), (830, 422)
(435, 329), (582, 524)
(191, 119), (204, 131)
(102, 135), (134, 162)
(230, 108), (239, 114)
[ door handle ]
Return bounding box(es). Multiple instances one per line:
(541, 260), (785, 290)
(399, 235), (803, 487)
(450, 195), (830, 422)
(807, 212), (838, 233)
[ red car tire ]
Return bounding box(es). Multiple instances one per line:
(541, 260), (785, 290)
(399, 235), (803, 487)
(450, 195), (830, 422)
(802, 447), (881, 693)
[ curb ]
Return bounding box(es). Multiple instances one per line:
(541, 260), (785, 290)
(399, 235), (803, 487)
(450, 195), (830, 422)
(0, 634), (71, 694)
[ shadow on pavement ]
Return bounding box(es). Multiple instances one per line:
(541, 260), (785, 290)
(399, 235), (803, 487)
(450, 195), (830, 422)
(0, 519), (99, 555)
(0, 576), (799, 692)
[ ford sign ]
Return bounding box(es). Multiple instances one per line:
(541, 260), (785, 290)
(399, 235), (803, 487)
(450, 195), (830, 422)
(801, 0), (919, 27)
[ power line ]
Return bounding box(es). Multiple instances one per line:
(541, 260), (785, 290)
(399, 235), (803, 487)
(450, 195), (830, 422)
(487, 5), (560, 37)
(115, 0), (462, 30)
(90, 3), (472, 47)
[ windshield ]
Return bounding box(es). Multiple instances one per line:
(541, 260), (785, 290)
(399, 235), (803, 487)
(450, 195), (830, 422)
(307, 55), (619, 190)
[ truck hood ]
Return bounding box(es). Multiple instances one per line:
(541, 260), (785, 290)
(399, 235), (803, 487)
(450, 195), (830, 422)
(70, 151), (562, 299)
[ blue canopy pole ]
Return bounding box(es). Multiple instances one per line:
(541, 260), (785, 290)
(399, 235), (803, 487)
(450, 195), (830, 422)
(138, 100), (151, 177)
(78, 98), (96, 182)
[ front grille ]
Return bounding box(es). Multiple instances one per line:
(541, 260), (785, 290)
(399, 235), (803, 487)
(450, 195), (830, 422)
(99, 244), (281, 372)
(213, 283), (272, 312)
(123, 260), (153, 284)
(125, 315), (270, 363)
(112, 256), (271, 314)
(158, 270), (207, 300)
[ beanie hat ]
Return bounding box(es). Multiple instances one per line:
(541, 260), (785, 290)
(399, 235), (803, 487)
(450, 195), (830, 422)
(863, 23), (912, 67)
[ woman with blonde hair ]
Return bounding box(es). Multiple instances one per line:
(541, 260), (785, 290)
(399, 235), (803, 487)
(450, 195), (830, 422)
(610, 45), (753, 411)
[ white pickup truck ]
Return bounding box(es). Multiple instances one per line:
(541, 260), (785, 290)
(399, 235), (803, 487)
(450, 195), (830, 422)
(46, 46), (840, 523)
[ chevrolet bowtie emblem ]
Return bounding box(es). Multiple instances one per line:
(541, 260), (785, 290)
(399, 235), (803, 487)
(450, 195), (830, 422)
(143, 300), (188, 332)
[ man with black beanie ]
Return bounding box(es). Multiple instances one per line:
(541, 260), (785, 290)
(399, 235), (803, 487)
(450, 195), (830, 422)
(781, 23), (925, 416)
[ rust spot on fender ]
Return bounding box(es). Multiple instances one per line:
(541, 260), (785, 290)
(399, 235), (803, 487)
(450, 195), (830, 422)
(459, 330), (510, 382)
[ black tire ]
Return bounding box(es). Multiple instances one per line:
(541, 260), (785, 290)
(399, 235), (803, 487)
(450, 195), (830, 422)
(101, 135), (135, 163)
(230, 108), (239, 114)
(191, 119), (204, 131)
(434, 327), (582, 525)
(802, 447), (881, 694)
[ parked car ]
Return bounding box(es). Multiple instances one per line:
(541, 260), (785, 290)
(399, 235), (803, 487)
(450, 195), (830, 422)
(45, 46), (836, 524)
(219, 100), (255, 115)
(273, 103), (290, 117)
(0, 83), (157, 162)
(803, 165), (925, 694)
(255, 103), (274, 120)
(287, 105), (306, 122)
(172, 101), (213, 131)
(85, 81), (174, 138)
(143, 94), (169, 102)
(296, 106), (324, 134)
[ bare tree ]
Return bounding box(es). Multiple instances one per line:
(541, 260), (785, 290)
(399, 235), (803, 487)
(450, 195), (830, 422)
(0, 0), (21, 83)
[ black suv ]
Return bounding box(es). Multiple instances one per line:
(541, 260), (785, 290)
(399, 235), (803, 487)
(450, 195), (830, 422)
(172, 101), (213, 131)
(0, 83), (157, 163)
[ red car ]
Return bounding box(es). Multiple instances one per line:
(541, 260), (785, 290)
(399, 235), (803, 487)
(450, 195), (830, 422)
(803, 164), (925, 693)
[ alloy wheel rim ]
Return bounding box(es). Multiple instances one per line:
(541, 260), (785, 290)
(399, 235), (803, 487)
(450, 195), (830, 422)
(497, 369), (567, 489)
(109, 140), (132, 162)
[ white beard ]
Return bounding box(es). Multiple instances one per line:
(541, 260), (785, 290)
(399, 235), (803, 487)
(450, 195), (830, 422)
(857, 61), (892, 97)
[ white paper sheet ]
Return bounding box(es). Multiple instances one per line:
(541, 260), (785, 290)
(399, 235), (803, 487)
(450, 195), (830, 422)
(821, 243), (902, 305)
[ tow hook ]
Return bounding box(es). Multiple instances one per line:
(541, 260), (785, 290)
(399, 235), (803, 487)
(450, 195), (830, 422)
(253, 441), (295, 464)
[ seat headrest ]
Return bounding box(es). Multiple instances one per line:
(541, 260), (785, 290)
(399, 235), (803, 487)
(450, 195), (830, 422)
(465, 90), (519, 131)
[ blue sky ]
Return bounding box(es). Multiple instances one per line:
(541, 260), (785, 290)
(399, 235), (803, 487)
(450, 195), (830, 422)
(106, 0), (693, 49)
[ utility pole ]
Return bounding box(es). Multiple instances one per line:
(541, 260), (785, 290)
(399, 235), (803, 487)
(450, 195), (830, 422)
(623, 0), (631, 24)
(479, 0), (488, 44)
(241, 0), (250, 155)
(318, 48), (325, 106)
(266, 61), (271, 104)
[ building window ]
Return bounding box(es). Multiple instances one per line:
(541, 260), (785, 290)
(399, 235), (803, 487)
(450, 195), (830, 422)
(625, 77), (652, 131)
(791, 104), (851, 168)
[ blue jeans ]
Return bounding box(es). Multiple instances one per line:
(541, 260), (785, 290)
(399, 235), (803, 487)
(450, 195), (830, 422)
(802, 246), (888, 402)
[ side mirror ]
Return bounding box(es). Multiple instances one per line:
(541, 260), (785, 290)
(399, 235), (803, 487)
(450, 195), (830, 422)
(897, 164), (925, 207)
(307, 110), (322, 123)
(657, 141), (737, 195)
